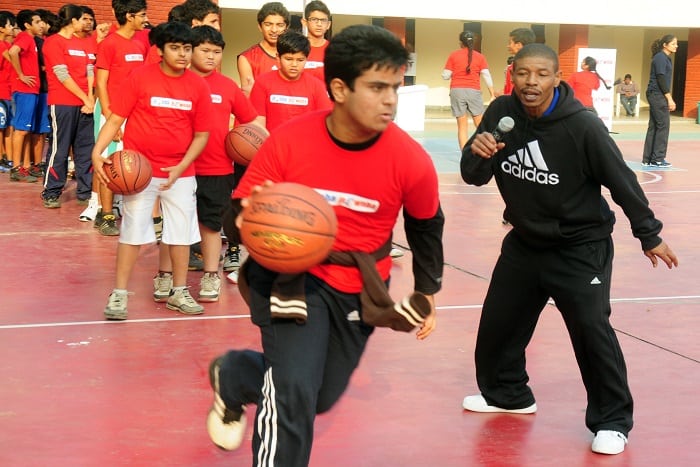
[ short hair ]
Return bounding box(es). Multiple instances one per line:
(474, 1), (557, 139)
(0, 11), (16, 29)
(167, 4), (186, 23)
(17, 10), (37, 31)
(324, 24), (409, 99)
(509, 27), (536, 46)
(113, 0), (148, 26)
(257, 2), (290, 26)
(304, 0), (330, 19)
(56, 4), (84, 30)
(513, 43), (559, 72)
(36, 9), (59, 35)
(191, 24), (225, 49)
(80, 5), (95, 19)
(624, 73), (632, 80)
(149, 21), (194, 50)
(276, 30), (309, 57)
(181, 0), (220, 25)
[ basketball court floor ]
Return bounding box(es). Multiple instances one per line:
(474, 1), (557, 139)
(1, 114), (698, 466)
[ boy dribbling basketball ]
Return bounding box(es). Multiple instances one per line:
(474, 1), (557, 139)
(91, 22), (213, 321)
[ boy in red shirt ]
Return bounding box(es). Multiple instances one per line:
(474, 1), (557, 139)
(301, 0), (331, 82)
(0, 11), (16, 172)
(91, 22), (212, 321)
(249, 30), (331, 132)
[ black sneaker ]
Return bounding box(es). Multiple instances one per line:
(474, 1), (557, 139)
(189, 249), (204, 271)
(98, 214), (120, 236)
(651, 160), (672, 167)
(222, 246), (240, 272)
(43, 197), (61, 209)
(93, 211), (104, 229)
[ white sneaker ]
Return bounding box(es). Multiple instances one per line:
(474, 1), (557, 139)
(104, 290), (128, 321)
(79, 198), (100, 222)
(166, 287), (204, 315)
(199, 273), (222, 302)
(207, 357), (247, 450)
(462, 394), (537, 414)
(390, 247), (404, 258)
(226, 269), (239, 284)
(591, 430), (627, 455)
(153, 272), (173, 302)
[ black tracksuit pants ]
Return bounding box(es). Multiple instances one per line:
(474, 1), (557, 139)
(219, 262), (374, 466)
(474, 231), (633, 436)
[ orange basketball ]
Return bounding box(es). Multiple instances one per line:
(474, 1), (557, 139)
(225, 123), (268, 166)
(103, 150), (152, 195)
(240, 183), (338, 274)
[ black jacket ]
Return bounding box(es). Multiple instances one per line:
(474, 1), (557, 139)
(461, 82), (663, 251)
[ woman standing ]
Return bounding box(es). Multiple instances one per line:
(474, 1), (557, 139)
(642, 34), (678, 167)
(442, 31), (494, 149)
(40, 4), (95, 208)
(568, 56), (610, 110)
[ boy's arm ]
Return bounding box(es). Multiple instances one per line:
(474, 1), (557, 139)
(91, 113), (127, 185)
(7, 45), (36, 87)
(237, 55), (254, 96)
(95, 68), (111, 117)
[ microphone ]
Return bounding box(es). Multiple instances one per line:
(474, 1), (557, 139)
(492, 116), (515, 142)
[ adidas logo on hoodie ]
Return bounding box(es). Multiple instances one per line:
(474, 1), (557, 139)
(501, 141), (560, 185)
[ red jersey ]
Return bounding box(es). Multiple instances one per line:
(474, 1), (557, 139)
(96, 32), (147, 101)
(42, 34), (91, 106)
(443, 48), (489, 89)
(304, 41), (328, 81)
(195, 71), (258, 176)
(10, 31), (40, 94)
(0, 41), (12, 100)
(568, 71), (600, 107)
(111, 64), (213, 178)
(249, 70), (331, 132)
(503, 63), (514, 95)
(234, 110), (440, 293)
(239, 44), (278, 78)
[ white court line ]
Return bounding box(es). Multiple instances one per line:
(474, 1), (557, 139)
(1, 295), (698, 330)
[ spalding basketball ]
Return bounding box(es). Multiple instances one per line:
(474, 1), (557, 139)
(103, 149), (152, 195)
(225, 123), (268, 166)
(240, 183), (337, 274)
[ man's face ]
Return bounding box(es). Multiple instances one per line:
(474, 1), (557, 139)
(0, 20), (13, 37)
(277, 51), (306, 81)
(80, 13), (94, 33)
(159, 42), (192, 75)
(191, 41), (223, 74)
(192, 13), (220, 31)
(511, 55), (561, 118)
(128, 10), (149, 31)
(507, 37), (522, 55)
(303, 11), (330, 40)
(258, 14), (287, 46)
(27, 15), (45, 36)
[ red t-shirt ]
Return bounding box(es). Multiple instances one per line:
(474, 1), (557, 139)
(0, 41), (12, 100)
(42, 34), (91, 106)
(304, 41), (328, 82)
(112, 64), (213, 178)
(239, 44), (278, 79)
(443, 48), (489, 89)
(568, 71), (600, 107)
(195, 71), (258, 176)
(11, 31), (40, 94)
(249, 70), (331, 132)
(503, 63), (514, 95)
(96, 32), (147, 102)
(234, 110), (440, 293)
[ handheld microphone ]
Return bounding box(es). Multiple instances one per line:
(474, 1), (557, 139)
(492, 116), (515, 142)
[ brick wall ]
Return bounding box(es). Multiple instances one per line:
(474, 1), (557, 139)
(684, 28), (700, 120)
(558, 24), (589, 81)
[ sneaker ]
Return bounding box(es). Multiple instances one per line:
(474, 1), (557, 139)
(166, 287), (204, 315)
(10, 166), (38, 183)
(153, 272), (173, 302)
(206, 357), (247, 451)
(226, 269), (239, 284)
(93, 211), (104, 229)
(28, 163), (44, 178)
(651, 160), (672, 167)
(199, 273), (222, 302)
(188, 249), (204, 271)
(104, 290), (128, 320)
(79, 198), (100, 222)
(113, 195), (124, 219)
(390, 247), (404, 259)
(641, 161), (650, 167)
(462, 394), (537, 414)
(223, 246), (241, 272)
(42, 197), (61, 209)
(153, 216), (163, 243)
(98, 214), (120, 236)
(591, 430), (628, 455)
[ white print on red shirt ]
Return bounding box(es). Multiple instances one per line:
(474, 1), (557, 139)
(150, 96), (193, 111)
(211, 94), (222, 104)
(68, 49), (87, 57)
(316, 189), (380, 213)
(269, 94), (309, 106)
(124, 54), (144, 62)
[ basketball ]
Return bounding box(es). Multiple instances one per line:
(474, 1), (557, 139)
(103, 149), (152, 195)
(225, 123), (268, 166)
(240, 182), (338, 274)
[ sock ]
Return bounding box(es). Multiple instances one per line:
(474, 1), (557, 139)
(112, 288), (128, 295)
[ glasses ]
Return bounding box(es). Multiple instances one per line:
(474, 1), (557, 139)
(306, 17), (329, 25)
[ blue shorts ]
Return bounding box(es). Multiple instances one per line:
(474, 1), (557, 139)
(0, 99), (12, 129)
(33, 92), (51, 134)
(10, 92), (39, 132)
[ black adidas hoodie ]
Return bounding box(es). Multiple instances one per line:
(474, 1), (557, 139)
(461, 82), (663, 251)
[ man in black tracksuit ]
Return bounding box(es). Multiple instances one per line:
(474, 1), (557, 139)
(460, 44), (678, 456)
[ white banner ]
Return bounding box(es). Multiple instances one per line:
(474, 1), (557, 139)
(576, 48), (617, 131)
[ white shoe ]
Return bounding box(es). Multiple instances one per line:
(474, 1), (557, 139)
(462, 394), (537, 414)
(153, 272), (173, 302)
(199, 273), (222, 302)
(79, 198), (100, 222)
(207, 357), (247, 450)
(390, 247), (404, 258)
(226, 269), (239, 284)
(591, 430), (627, 455)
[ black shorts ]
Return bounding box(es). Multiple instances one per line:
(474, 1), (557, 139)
(196, 173), (235, 232)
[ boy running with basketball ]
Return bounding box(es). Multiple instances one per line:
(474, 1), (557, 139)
(205, 25), (444, 465)
(92, 21), (212, 321)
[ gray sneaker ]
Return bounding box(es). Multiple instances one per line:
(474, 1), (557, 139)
(104, 290), (128, 320)
(199, 273), (222, 302)
(98, 214), (120, 236)
(153, 272), (173, 302)
(43, 197), (61, 209)
(223, 246), (241, 272)
(166, 287), (204, 315)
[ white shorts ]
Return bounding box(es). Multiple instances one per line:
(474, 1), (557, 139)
(119, 176), (201, 246)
